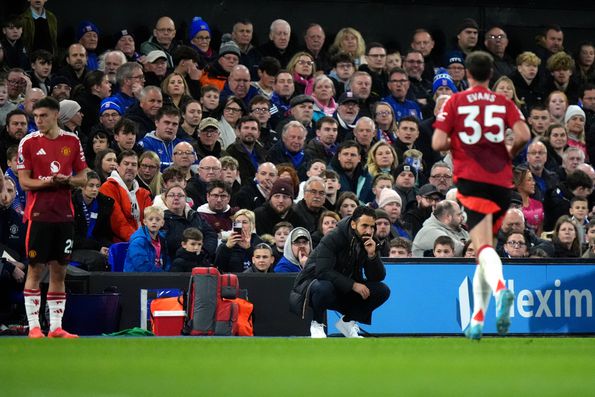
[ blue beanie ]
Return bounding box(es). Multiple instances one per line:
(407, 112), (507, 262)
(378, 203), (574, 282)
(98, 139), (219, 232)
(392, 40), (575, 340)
(189, 16), (211, 41)
(100, 99), (122, 115)
(77, 21), (99, 41)
(432, 68), (458, 94)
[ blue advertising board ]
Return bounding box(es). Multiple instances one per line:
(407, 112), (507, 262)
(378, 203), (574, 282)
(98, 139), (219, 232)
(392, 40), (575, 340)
(327, 262), (595, 335)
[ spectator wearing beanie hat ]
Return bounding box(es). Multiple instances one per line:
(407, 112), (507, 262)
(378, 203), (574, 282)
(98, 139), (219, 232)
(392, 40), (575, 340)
(374, 208), (393, 257)
(77, 21), (100, 71)
(454, 17), (479, 56)
(189, 17), (216, 64)
(432, 68), (458, 97)
(378, 188), (410, 239)
(393, 162), (418, 214)
(199, 40), (242, 91)
(58, 99), (83, 137)
(564, 105), (587, 157)
(97, 99), (123, 133)
(114, 28), (141, 62)
(444, 53), (469, 92)
(255, 179), (303, 235)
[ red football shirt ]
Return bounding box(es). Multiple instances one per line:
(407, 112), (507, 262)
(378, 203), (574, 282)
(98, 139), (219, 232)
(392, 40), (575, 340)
(433, 86), (524, 188)
(17, 130), (87, 222)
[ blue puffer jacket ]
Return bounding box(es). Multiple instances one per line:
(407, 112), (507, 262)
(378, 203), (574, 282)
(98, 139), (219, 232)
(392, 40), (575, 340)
(124, 226), (171, 272)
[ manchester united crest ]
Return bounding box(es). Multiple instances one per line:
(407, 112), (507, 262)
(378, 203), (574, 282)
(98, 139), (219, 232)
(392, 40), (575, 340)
(61, 146), (72, 156)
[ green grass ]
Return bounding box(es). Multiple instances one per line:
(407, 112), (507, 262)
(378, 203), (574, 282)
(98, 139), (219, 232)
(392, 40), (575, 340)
(1, 337), (595, 396)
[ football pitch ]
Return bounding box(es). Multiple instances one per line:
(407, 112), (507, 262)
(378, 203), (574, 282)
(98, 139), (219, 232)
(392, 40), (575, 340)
(1, 337), (594, 396)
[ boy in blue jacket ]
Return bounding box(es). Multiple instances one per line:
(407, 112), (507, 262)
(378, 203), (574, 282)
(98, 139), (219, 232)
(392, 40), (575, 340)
(124, 206), (170, 272)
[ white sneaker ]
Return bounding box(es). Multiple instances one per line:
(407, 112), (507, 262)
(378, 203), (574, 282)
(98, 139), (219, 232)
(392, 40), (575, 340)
(310, 321), (327, 338)
(335, 316), (364, 338)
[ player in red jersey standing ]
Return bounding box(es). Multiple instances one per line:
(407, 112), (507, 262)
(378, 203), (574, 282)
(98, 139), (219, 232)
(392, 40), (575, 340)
(17, 97), (91, 338)
(432, 51), (530, 340)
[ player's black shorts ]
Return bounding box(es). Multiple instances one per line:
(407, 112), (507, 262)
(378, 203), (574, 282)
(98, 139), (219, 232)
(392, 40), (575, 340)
(456, 178), (512, 231)
(26, 221), (74, 265)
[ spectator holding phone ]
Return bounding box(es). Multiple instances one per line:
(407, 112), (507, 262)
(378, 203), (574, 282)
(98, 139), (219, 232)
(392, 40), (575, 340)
(214, 209), (263, 273)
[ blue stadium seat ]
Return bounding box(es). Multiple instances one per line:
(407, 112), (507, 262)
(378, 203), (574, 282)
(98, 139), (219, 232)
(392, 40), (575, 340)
(108, 242), (129, 272)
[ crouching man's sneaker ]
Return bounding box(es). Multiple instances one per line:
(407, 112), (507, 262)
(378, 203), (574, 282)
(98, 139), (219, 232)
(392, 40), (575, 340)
(310, 321), (326, 338)
(335, 316), (363, 338)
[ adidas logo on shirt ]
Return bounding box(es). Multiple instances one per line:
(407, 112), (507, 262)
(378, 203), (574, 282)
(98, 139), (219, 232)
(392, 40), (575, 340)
(36, 148), (47, 156)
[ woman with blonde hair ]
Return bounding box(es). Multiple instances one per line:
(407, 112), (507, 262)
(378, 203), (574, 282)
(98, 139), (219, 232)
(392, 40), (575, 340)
(215, 209), (264, 273)
(366, 140), (399, 178)
(329, 27), (366, 67)
(161, 72), (192, 109)
(492, 75), (525, 113)
(137, 150), (163, 198)
(287, 51), (316, 95)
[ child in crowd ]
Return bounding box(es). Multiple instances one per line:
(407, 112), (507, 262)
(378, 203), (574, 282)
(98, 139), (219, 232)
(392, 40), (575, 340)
(386, 49), (402, 70)
(433, 236), (455, 258)
(389, 237), (412, 258)
(199, 85), (220, 118)
(569, 197), (590, 244)
(369, 174), (394, 209)
(272, 221), (292, 264)
(0, 81), (18, 128)
(582, 219), (595, 254)
(322, 169), (341, 211)
(171, 227), (208, 272)
(245, 242), (276, 273)
(296, 159), (327, 201)
(124, 206), (170, 272)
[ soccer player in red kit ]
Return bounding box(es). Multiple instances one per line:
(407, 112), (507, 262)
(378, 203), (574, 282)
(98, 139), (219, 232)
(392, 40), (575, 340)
(18, 97), (91, 338)
(432, 51), (530, 340)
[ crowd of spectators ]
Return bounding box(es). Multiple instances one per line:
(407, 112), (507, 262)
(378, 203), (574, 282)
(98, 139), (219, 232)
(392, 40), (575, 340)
(0, 1), (594, 310)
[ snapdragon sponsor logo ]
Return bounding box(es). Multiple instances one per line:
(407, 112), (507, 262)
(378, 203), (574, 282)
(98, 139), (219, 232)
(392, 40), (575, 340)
(458, 278), (592, 331)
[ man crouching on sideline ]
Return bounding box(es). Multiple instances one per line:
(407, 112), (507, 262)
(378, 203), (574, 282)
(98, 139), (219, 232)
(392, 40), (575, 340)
(289, 206), (390, 338)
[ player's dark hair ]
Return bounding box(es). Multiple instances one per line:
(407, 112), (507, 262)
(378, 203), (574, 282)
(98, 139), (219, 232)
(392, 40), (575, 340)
(183, 227), (203, 242)
(351, 205), (377, 222)
(33, 96), (60, 112)
(465, 51), (494, 82)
